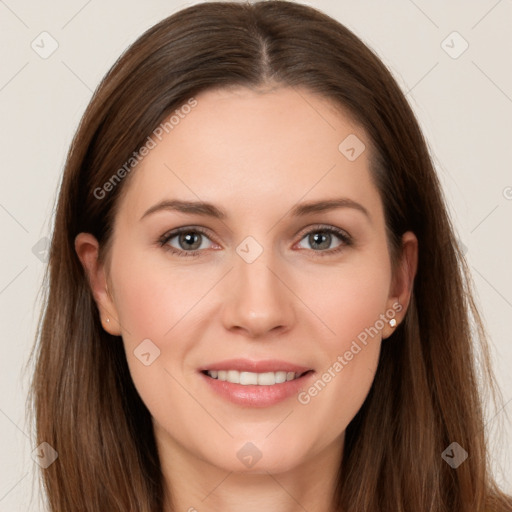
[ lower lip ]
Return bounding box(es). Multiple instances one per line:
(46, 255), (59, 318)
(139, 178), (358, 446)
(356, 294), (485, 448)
(199, 371), (315, 407)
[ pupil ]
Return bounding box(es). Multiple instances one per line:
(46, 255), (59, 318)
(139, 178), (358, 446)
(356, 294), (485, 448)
(180, 232), (201, 250)
(310, 232), (330, 250)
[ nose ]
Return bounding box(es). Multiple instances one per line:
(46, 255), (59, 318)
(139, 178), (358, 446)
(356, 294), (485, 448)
(220, 248), (296, 338)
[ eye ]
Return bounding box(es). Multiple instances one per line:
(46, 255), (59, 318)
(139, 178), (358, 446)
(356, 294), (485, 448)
(158, 224), (352, 258)
(295, 225), (352, 255)
(158, 227), (218, 257)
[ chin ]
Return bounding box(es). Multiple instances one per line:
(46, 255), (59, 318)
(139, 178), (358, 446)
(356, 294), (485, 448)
(201, 437), (311, 475)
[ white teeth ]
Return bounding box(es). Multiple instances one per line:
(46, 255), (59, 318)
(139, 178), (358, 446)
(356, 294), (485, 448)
(240, 371), (258, 385)
(207, 370), (302, 385)
(275, 371), (287, 384)
(257, 372), (275, 385)
(227, 370), (240, 384)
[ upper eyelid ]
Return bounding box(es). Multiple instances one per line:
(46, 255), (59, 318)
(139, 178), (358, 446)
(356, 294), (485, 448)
(161, 225), (217, 242)
(295, 224), (350, 238)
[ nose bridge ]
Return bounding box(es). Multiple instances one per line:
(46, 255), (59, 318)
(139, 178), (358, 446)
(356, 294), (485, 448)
(221, 236), (295, 335)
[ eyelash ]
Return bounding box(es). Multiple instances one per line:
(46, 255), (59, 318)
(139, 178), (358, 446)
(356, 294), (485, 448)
(157, 224), (353, 258)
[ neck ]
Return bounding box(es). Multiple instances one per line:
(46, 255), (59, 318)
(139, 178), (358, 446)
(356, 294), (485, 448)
(155, 425), (344, 512)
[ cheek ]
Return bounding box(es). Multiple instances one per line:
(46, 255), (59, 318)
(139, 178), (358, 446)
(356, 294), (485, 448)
(293, 252), (390, 424)
(107, 254), (188, 386)
(108, 251), (226, 413)
(111, 252), (212, 340)
(302, 251), (392, 346)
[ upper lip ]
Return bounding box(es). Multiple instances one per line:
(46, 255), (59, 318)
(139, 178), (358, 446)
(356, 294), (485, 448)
(198, 358), (313, 374)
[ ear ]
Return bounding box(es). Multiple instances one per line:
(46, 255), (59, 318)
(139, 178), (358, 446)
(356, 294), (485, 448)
(383, 231), (418, 339)
(74, 232), (121, 336)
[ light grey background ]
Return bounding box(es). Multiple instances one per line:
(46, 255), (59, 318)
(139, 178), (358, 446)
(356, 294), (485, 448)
(0, 0), (511, 509)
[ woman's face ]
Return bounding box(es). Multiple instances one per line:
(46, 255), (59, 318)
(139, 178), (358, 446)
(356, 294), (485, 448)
(77, 85), (416, 476)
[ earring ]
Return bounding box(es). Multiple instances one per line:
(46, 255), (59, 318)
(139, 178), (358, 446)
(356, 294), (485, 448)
(389, 318), (397, 328)
(106, 318), (110, 323)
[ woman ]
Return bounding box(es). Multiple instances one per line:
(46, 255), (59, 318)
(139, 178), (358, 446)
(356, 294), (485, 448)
(27, 1), (512, 511)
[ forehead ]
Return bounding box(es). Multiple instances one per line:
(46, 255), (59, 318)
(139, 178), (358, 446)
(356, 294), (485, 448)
(115, 86), (382, 224)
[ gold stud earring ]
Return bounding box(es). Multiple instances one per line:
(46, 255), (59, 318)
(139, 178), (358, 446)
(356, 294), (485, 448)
(389, 318), (397, 328)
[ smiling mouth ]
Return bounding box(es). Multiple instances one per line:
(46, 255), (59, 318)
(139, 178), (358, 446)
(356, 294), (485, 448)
(201, 369), (313, 386)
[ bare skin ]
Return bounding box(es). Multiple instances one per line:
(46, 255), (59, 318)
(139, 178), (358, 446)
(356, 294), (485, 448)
(75, 85), (417, 512)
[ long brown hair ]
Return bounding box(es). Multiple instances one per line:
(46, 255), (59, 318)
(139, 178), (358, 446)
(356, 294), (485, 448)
(26, 1), (511, 510)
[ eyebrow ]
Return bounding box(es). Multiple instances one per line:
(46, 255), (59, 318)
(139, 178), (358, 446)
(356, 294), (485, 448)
(139, 197), (370, 221)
